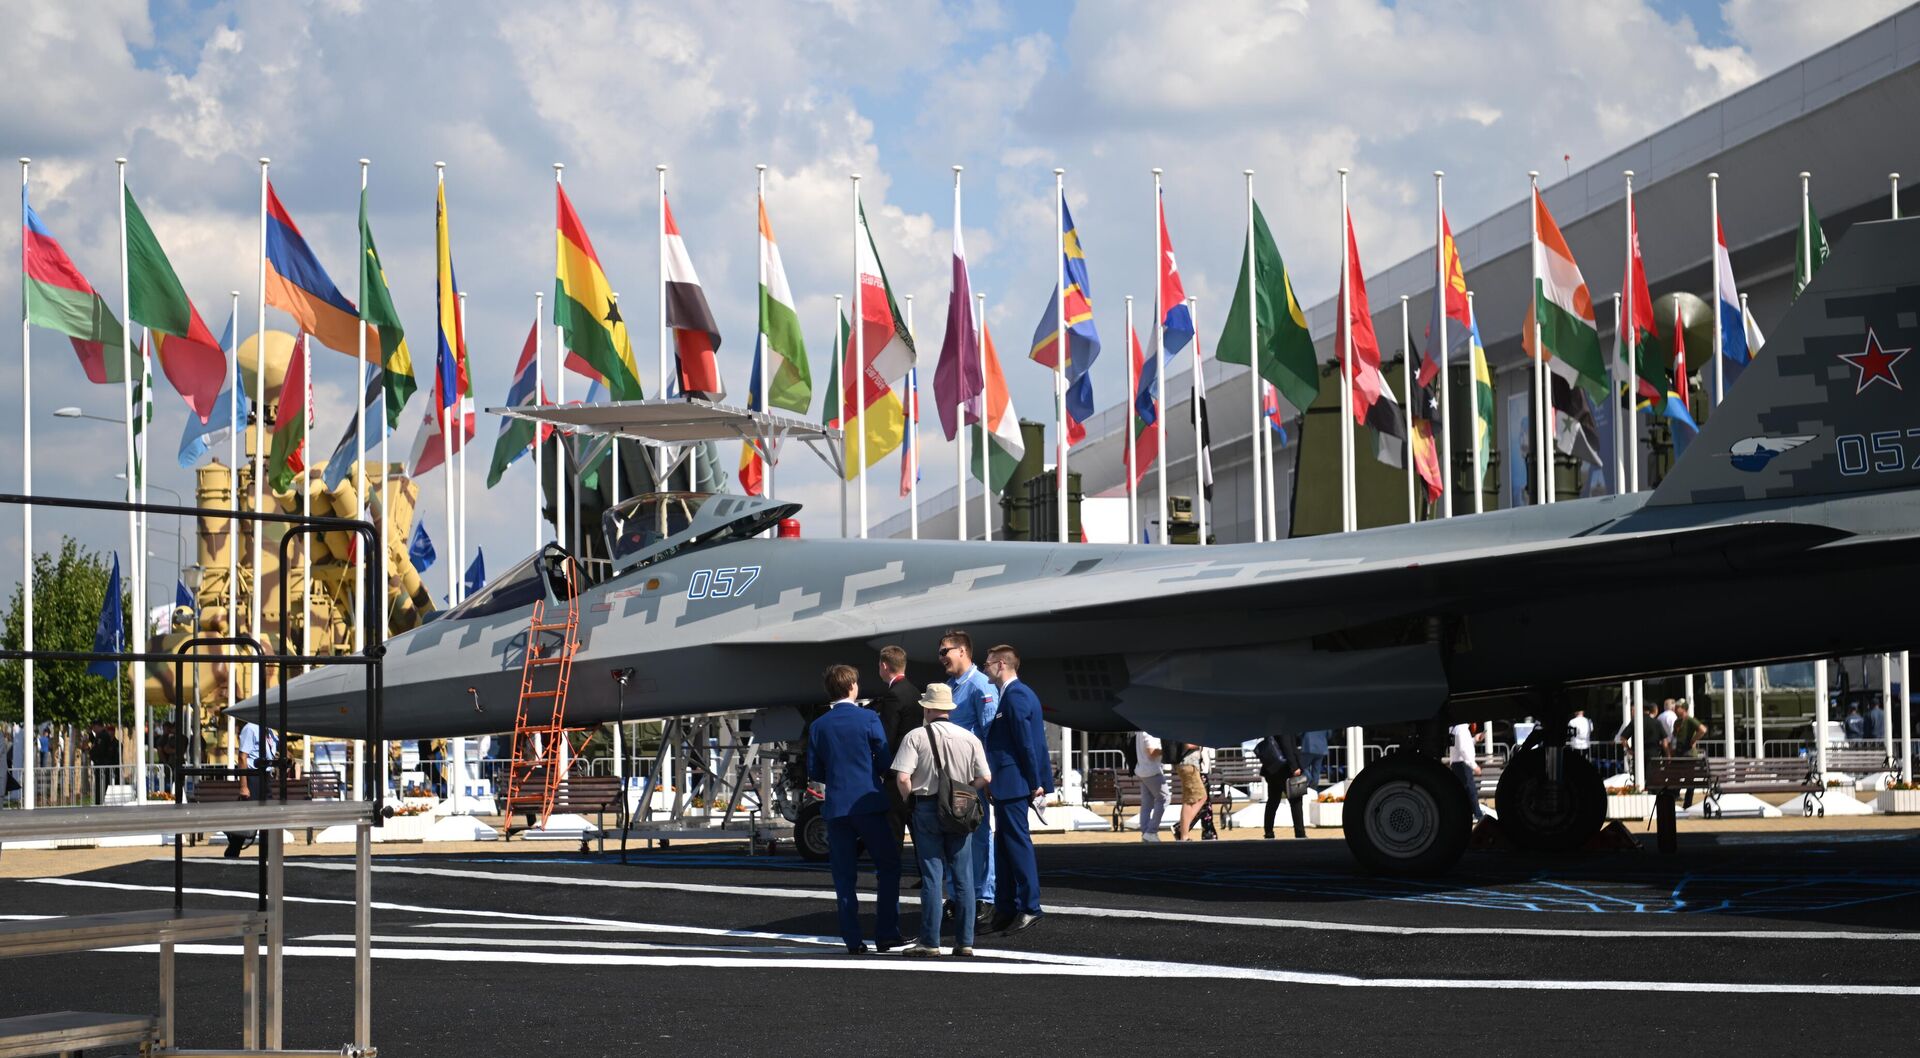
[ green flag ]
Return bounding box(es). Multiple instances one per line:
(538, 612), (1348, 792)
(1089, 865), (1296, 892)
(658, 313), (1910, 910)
(821, 313), (845, 429)
(1215, 200), (1318, 419)
(1795, 200), (1830, 299)
(360, 191), (415, 427)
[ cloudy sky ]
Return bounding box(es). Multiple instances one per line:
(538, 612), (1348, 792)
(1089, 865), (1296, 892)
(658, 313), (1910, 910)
(0, 0), (1906, 601)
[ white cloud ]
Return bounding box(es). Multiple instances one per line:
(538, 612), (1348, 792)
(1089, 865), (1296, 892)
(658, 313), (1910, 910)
(1721, 0), (1913, 77)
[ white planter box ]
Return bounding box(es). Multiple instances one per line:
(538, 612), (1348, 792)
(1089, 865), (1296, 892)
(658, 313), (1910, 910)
(1875, 789), (1920, 814)
(1607, 794), (1654, 820)
(1310, 801), (1343, 828)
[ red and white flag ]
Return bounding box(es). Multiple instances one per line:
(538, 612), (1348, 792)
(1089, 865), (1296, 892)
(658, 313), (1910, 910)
(664, 194), (724, 401)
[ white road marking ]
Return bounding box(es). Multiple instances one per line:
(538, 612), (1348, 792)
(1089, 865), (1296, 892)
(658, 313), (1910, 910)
(231, 860), (1920, 943)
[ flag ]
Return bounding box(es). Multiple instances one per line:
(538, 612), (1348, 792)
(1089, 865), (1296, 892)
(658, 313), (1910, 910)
(1421, 211), (1472, 387)
(1191, 350), (1214, 502)
(1526, 189), (1607, 402)
(753, 197), (810, 414)
(359, 188), (414, 427)
(821, 323), (842, 430)
(263, 183), (362, 354)
(1663, 301), (1700, 441)
(407, 393), (475, 477)
(1795, 198), (1829, 298)
(87, 552), (123, 680)
(1406, 341), (1444, 502)
(434, 182), (470, 416)
(1139, 193), (1193, 427)
(855, 200), (918, 387)
(23, 188), (125, 383)
(1468, 305), (1494, 486)
(267, 335), (308, 493)
(1217, 200), (1318, 419)
(124, 185), (226, 422)
(1263, 383), (1293, 445)
(932, 216), (981, 441)
(836, 306), (907, 480)
(129, 337), (154, 487)
(323, 362), (384, 491)
(177, 310), (252, 468)
(1028, 195), (1101, 444)
(1338, 210), (1389, 422)
(1743, 299), (1767, 359)
(970, 319), (1024, 491)
(174, 578), (194, 613)
(737, 439), (764, 496)
(408, 521), (435, 574)
(1122, 328), (1159, 486)
(554, 185), (644, 399)
(486, 323), (551, 488)
(1620, 196), (1666, 398)
(463, 548), (486, 599)
(663, 194), (724, 401)
(1714, 219), (1749, 369)
(899, 369), (920, 498)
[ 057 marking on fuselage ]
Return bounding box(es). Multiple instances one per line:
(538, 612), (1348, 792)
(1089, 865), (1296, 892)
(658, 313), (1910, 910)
(686, 564), (762, 601)
(1834, 429), (1920, 476)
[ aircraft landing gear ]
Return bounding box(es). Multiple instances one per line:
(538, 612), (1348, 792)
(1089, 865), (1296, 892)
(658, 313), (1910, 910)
(1495, 747), (1605, 852)
(1342, 751), (1473, 876)
(795, 800), (830, 863)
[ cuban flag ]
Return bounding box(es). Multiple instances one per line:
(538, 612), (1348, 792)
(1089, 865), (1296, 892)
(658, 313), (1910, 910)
(1716, 219), (1750, 389)
(1137, 193), (1192, 428)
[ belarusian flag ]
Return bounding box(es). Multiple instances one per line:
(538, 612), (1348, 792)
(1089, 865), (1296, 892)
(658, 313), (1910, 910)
(1620, 196), (1666, 398)
(23, 191), (125, 383)
(969, 318), (1023, 491)
(836, 308), (905, 480)
(359, 188), (414, 428)
(267, 334), (308, 493)
(1528, 189), (1606, 402)
(555, 185), (644, 400)
(1216, 199), (1317, 419)
(752, 197), (810, 413)
(664, 194), (723, 401)
(125, 185), (227, 422)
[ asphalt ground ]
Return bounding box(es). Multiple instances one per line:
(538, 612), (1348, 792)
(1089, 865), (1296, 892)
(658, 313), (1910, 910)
(4, 828), (1920, 1057)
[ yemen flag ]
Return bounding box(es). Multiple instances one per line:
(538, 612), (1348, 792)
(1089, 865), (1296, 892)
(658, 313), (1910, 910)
(837, 309), (906, 480)
(267, 335), (309, 493)
(1217, 199), (1317, 420)
(1526, 189), (1606, 402)
(359, 189), (414, 427)
(487, 322), (550, 488)
(753, 197), (811, 413)
(23, 189), (126, 383)
(264, 183), (363, 355)
(124, 185), (226, 422)
(970, 318), (1024, 491)
(1121, 327), (1158, 486)
(664, 194), (724, 401)
(555, 186), (644, 400)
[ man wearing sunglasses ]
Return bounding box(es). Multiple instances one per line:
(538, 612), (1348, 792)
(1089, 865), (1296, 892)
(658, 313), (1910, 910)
(939, 630), (999, 928)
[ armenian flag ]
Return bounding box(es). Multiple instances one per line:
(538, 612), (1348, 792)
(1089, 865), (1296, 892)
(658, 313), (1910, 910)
(264, 183), (363, 354)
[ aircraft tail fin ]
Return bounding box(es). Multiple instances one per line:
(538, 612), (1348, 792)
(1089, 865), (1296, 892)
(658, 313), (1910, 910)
(1649, 216), (1920, 507)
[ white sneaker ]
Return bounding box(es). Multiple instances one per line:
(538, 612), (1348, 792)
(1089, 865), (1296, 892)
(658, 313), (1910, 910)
(1142, 832), (1161, 843)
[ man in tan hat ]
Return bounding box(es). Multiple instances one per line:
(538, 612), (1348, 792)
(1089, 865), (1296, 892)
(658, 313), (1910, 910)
(890, 682), (992, 957)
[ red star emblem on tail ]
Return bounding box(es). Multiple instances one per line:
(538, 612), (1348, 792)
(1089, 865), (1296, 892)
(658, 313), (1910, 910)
(1838, 328), (1911, 394)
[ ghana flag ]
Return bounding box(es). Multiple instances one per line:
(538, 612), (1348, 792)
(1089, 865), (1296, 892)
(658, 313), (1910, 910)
(555, 185), (645, 400)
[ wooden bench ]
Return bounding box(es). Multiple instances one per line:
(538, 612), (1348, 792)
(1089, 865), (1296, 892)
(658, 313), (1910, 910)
(189, 775), (331, 845)
(1826, 748), (1895, 778)
(1109, 772), (1147, 831)
(505, 774), (625, 852)
(1086, 768), (1119, 806)
(1646, 755), (1825, 852)
(1474, 759), (1506, 799)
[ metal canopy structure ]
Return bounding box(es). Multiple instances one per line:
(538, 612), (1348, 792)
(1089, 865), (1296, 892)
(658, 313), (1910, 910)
(490, 397), (844, 478)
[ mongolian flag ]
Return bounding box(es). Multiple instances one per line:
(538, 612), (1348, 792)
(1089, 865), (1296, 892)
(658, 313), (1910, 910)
(124, 185), (226, 422)
(263, 183), (363, 355)
(664, 194), (724, 401)
(22, 187), (125, 382)
(1029, 195), (1101, 444)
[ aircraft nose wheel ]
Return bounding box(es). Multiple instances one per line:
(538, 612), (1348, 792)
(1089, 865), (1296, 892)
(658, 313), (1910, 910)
(1342, 751), (1472, 876)
(1494, 747), (1606, 852)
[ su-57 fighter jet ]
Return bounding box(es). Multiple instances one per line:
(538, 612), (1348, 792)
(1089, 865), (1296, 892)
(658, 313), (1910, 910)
(255, 216), (1920, 876)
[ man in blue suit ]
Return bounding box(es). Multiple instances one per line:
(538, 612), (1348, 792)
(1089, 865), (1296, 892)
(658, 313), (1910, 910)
(805, 664), (902, 954)
(939, 630), (999, 928)
(982, 644), (1052, 936)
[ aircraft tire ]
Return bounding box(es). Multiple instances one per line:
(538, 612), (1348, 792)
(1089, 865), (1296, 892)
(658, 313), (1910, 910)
(796, 801), (830, 863)
(1494, 747), (1605, 852)
(1342, 751), (1472, 876)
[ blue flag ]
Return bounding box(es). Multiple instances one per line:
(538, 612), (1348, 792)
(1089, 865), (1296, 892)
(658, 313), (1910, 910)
(463, 548), (486, 599)
(88, 553), (123, 679)
(178, 309), (253, 469)
(324, 362), (385, 491)
(175, 578), (194, 612)
(408, 522), (435, 574)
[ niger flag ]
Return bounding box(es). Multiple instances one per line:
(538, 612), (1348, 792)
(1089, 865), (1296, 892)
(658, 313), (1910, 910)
(555, 186), (645, 400)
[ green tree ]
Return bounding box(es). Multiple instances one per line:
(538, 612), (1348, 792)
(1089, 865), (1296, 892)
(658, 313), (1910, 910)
(0, 537), (132, 725)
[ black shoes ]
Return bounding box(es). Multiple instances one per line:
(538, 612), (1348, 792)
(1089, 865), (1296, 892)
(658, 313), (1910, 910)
(845, 942), (871, 955)
(1263, 829), (1276, 840)
(873, 936), (905, 952)
(988, 911), (1041, 936)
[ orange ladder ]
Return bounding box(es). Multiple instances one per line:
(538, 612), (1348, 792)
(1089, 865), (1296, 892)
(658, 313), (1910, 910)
(501, 552), (584, 832)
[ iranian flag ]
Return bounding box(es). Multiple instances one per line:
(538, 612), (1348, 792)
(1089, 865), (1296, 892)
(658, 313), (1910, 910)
(1528, 189), (1606, 400)
(969, 318), (1023, 490)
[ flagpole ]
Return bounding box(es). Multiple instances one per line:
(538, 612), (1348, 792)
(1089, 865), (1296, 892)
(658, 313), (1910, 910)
(1800, 171), (1812, 292)
(834, 292), (847, 538)
(253, 158), (268, 699)
(658, 163), (670, 494)
(226, 289), (240, 775)
(756, 164), (774, 502)
(1401, 295), (1414, 522)
(851, 172), (868, 540)
(1443, 168), (1451, 518)
(1467, 290), (1484, 514)
(1893, 172), (1903, 220)
(1054, 167), (1068, 546)
(353, 160), (368, 664)
(457, 291), (470, 602)
(1623, 171), (1640, 495)
(1611, 293), (1625, 497)
(949, 165), (965, 542)
(436, 162), (454, 608)
(1126, 294), (1137, 543)
(975, 290), (989, 540)
(136, 330), (153, 802)
(1153, 169), (1169, 548)
(301, 332), (313, 688)
(1530, 171), (1549, 504)
(551, 164), (566, 554)
(1710, 172), (1723, 406)
(533, 291), (544, 553)
(1338, 169), (1357, 531)
(901, 291), (919, 541)
(1243, 169), (1262, 544)
(1190, 296), (1207, 547)
(364, 161), (381, 803)
(118, 159), (145, 791)
(17, 157), (32, 809)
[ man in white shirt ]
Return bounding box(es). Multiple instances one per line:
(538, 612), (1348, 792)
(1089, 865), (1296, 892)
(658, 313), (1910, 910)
(1133, 732), (1167, 842)
(1567, 711), (1593, 753)
(891, 684), (991, 958)
(1657, 699), (1679, 751)
(1447, 723), (1482, 822)
(225, 722), (278, 858)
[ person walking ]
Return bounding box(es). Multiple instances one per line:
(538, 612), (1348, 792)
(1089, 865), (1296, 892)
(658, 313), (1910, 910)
(225, 721), (278, 858)
(1448, 722), (1483, 823)
(982, 645), (1051, 936)
(1567, 710), (1593, 755)
(1133, 730), (1168, 842)
(1299, 730), (1330, 787)
(805, 664), (903, 954)
(891, 683), (992, 957)
(1255, 734), (1309, 839)
(1171, 741), (1212, 841)
(938, 630), (999, 928)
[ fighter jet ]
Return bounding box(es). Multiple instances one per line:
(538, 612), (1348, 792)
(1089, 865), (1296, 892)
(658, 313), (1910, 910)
(255, 216), (1920, 876)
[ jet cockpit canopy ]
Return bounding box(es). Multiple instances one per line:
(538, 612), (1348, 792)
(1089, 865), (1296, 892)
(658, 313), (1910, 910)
(604, 491), (799, 574)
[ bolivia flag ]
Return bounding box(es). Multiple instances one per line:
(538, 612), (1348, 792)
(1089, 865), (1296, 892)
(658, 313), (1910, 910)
(554, 185), (644, 400)
(836, 309), (906, 480)
(1217, 199), (1318, 420)
(267, 335), (309, 493)
(664, 194), (724, 401)
(264, 183), (364, 355)
(125, 185), (226, 422)
(487, 321), (550, 488)
(1527, 189), (1606, 402)
(23, 189), (125, 383)
(359, 188), (414, 428)
(1121, 327), (1158, 486)
(752, 196), (811, 414)
(970, 319), (1024, 491)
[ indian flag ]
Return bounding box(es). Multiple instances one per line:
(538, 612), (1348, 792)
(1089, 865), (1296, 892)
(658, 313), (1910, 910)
(755, 198), (811, 414)
(1529, 190), (1605, 401)
(555, 185), (645, 400)
(836, 309), (905, 480)
(969, 319), (1023, 490)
